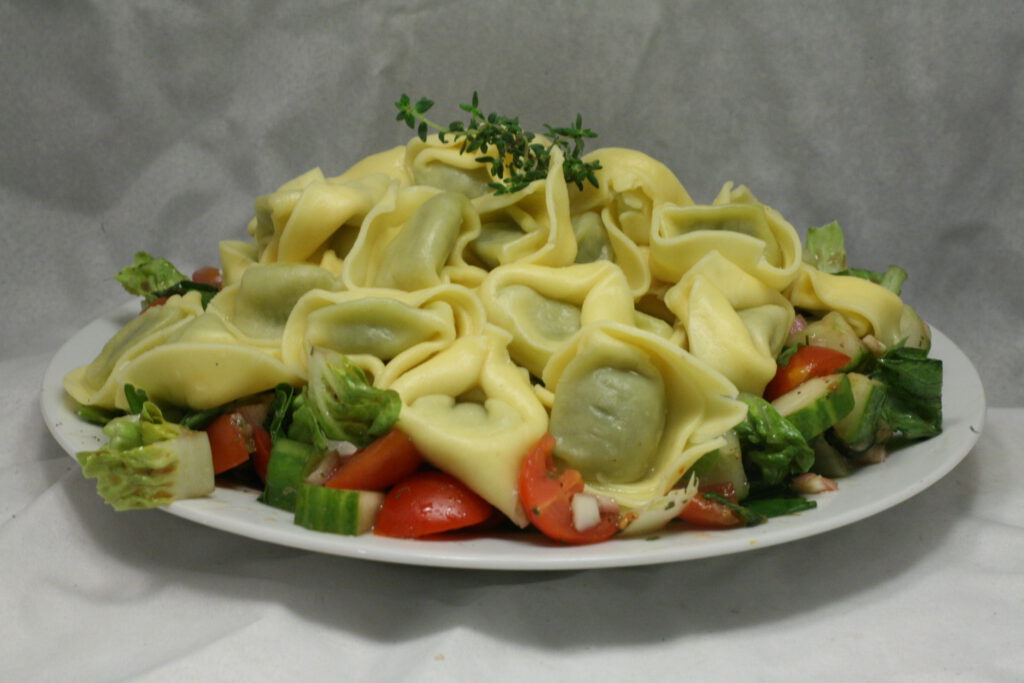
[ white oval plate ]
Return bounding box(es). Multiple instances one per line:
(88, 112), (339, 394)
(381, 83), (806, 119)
(42, 302), (985, 570)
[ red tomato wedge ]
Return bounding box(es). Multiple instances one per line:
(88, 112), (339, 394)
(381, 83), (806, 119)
(190, 266), (222, 289)
(141, 296), (170, 312)
(678, 482), (742, 528)
(764, 345), (851, 401)
(374, 471), (494, 538)
(205, 412), (253, 474)
(324, 428), (424, 491)
(517, 433), (619, 545)
(249, 423), (273, 483)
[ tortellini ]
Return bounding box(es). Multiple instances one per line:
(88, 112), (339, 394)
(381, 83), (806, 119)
(207, 262), (342, 341)
(650, 182), (803, 291)
(543, 322), (747, 508)
(66, 131), (926, 522)
(477, 261), (635, 378)
(468, 146), (577, 269)
(785, 263), (906, 348)
(383, 330), (548, 527)
(664, 252), (794, 395)
(343, 186), (485, 290)
(571, 147), (694, 246)
(280, 283), (486, 385)
(405, 135), (497, 198)
(63, 291), (205, 408)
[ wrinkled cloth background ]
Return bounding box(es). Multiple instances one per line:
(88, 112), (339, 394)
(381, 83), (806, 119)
(2, 2), (1022, 681)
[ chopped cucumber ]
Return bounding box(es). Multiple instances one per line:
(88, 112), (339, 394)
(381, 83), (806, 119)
(294, 485), (384, 535)
(898, 305), (932, 352)
(687, 430), (749, 500)
(787, 312), (869, 371)
(831, 373), (888, 451)
(260, 438), (321, 512)
(810, 434), (855, 478)
(771, 373), (854, 440)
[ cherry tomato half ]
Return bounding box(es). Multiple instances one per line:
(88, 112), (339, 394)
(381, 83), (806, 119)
(374, 471), (495, 538)
(190, 266), (222, 289)
(206, 412), (252, 474)
(324, 428), (424, 492)
(517, 433), (619, 545)
(678, 482), (742, 528)
(764, 345), (851, 401)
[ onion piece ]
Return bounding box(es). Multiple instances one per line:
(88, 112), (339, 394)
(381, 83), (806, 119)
(303, 441), (359, 486)
(791, 472), (839, 494)
(571, 493), (602, 532)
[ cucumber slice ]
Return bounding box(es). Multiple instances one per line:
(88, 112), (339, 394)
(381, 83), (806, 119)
(260, 438), (320, 512)
(771, 373), (854, 440)
(787, 312), (868, 371)
(898, 305), (932, 352)
(687, 430), (749, 500)
(831, 373), (888, 451)
(294, 485), (383, 535)
(810, 434), (855, 478)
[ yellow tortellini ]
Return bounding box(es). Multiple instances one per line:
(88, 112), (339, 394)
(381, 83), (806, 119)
(383, 330), (548, 527)
(542, 322), (747, 508)
(66, 130), (929, 527)
(280, 283), (486, 385)
(664, 252), (795, 395)
(650, 182), (803, 291)
(785, 263), (906, 348)
(405, 135), (497, 198)
(343, 186), (485, 290)
(477, 261), (635, 377)
(207, 262), (343, 341)
(571, 147), (694, 246)
(467, 146), (577, 270)
(63, 291), (205, 408)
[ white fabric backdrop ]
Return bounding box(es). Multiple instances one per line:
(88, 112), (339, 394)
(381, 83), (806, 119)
(2, 2), (1022, 680)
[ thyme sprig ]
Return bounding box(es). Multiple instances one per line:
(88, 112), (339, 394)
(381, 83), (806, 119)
(395, 92), (602, 195)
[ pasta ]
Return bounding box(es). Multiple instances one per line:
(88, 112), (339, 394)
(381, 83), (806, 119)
(65, 127), (934, 537)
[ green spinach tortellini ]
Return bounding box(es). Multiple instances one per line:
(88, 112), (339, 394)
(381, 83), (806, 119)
(543, 322), (747, 508)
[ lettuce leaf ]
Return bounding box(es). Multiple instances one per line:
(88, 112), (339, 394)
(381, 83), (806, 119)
(870, 346), (943, 441)
(115, 252), (217, 307)
(287, 350), (401, 449)
(803, 221), (848, 274)
(115, 252), (188, 304)
(803, 221), (907, 294)
(734, 394), (815, 486)
(76, 401), (214, 510)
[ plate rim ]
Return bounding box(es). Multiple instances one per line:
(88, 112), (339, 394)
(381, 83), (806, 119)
(41, 300), (986, 571)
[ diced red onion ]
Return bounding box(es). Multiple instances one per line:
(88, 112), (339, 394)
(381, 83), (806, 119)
(791, 472), (839, 494)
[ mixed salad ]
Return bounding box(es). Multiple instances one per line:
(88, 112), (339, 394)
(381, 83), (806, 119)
(67, 95), (942, 546)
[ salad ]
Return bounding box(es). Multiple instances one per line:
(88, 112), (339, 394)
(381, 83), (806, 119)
(65, 94), (942, 546)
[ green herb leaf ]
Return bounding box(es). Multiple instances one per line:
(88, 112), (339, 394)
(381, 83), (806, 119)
(744, 496), (817, 518)
(734, 393), (815, 486)
(870, 346), (943, 441)
(124, 384), (149, 415)
(394, 92), (602, 195)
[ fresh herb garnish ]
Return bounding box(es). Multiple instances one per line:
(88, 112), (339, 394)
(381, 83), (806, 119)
(124, 384), (149, 415)
(395, 92), (602, 195)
